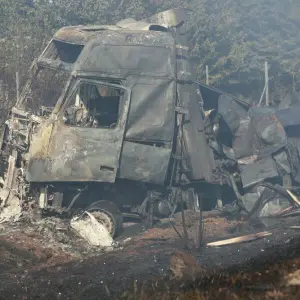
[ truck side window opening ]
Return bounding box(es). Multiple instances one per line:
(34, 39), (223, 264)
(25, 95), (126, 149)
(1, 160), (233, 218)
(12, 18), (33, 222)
(25, 68), (69, 114)
(64, 82), (122, 129)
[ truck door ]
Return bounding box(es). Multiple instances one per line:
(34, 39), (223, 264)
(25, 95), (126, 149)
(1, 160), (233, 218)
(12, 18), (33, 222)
(27, 79), (130, 183)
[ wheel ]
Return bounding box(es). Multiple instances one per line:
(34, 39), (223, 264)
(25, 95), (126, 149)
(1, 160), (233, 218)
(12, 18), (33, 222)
(85, 200), (123, 238)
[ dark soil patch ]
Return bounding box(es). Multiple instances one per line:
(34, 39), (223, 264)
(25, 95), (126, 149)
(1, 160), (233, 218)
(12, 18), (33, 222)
(0, 215), (300, 299)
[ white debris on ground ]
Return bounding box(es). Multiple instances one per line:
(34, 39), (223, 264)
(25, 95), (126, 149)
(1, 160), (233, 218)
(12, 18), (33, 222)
(0, 194), (22, 224)
(285, 269), (300, 286)
(70, 211), (114, 249)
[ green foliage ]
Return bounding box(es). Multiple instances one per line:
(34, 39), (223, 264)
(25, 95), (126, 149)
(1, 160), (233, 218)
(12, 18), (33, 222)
(1, 0), (300, 115)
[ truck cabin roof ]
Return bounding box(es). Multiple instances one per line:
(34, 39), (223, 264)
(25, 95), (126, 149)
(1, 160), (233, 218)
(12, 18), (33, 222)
(40, 8), (185, 67)
(41, 23), (174, 69)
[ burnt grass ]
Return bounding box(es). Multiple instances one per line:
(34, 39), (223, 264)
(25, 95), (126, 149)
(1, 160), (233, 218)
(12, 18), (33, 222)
(1, 216), (300, 299)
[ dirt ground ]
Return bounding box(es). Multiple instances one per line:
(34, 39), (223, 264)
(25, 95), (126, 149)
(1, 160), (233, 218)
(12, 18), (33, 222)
(1, 211), (300, 299)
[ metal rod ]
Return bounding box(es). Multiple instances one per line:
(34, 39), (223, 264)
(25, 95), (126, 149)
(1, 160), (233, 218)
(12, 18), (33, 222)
(206, 65), (209, 85)
(67, 185), (88, 211)
(180, 189), (190, 249)
(196, 81), (250, 108)
(265, 61), (269, 106)
(291, 64), (296, 92)
(16, 72), (20, 102)
(195, 192), (204, 249)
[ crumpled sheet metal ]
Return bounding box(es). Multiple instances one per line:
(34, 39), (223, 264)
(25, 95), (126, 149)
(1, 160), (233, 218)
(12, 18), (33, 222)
(241, 157), (279, 190)
(239, 184), (293, 218)
(232, 116), (253, 159)
(145, 8), (185, 29)
(26, 120), (119, 183)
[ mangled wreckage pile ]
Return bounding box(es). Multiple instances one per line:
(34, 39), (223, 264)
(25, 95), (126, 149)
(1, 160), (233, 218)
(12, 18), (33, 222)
(0, 8), (300, 246)
(201, 84), (300, 221)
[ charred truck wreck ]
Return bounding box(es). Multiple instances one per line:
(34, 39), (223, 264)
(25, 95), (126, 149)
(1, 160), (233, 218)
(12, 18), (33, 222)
(0, 9), (218, 236)
(2, 8), (299, 239)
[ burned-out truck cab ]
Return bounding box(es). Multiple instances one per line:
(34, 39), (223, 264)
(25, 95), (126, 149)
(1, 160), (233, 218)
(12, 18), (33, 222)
(0, 9), (216, 235)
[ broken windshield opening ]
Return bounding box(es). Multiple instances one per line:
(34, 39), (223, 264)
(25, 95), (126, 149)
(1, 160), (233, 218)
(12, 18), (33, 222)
(21, 67), (70, 116)
(63, 81), (124, 129)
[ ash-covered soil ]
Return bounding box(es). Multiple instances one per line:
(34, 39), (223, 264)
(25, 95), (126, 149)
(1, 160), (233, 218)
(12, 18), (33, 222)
(1, 211), (300, 299)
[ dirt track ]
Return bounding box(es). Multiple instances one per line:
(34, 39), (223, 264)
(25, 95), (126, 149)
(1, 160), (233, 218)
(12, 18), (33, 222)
(1, 213), (300, 299)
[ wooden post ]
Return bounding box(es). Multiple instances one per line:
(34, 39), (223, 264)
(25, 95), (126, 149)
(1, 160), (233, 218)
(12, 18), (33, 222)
(265, 61), (269, 106)
(16, 71), (20, 102)
(206, 65), (209, 85)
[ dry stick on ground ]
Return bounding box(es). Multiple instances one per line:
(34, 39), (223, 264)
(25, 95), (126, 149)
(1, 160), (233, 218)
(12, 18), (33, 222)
(207, 231), (272, 247)
(289, 226), (300, 229)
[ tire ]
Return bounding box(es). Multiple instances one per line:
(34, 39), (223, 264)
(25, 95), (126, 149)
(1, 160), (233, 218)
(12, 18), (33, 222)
(86, 200), (123, 237)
